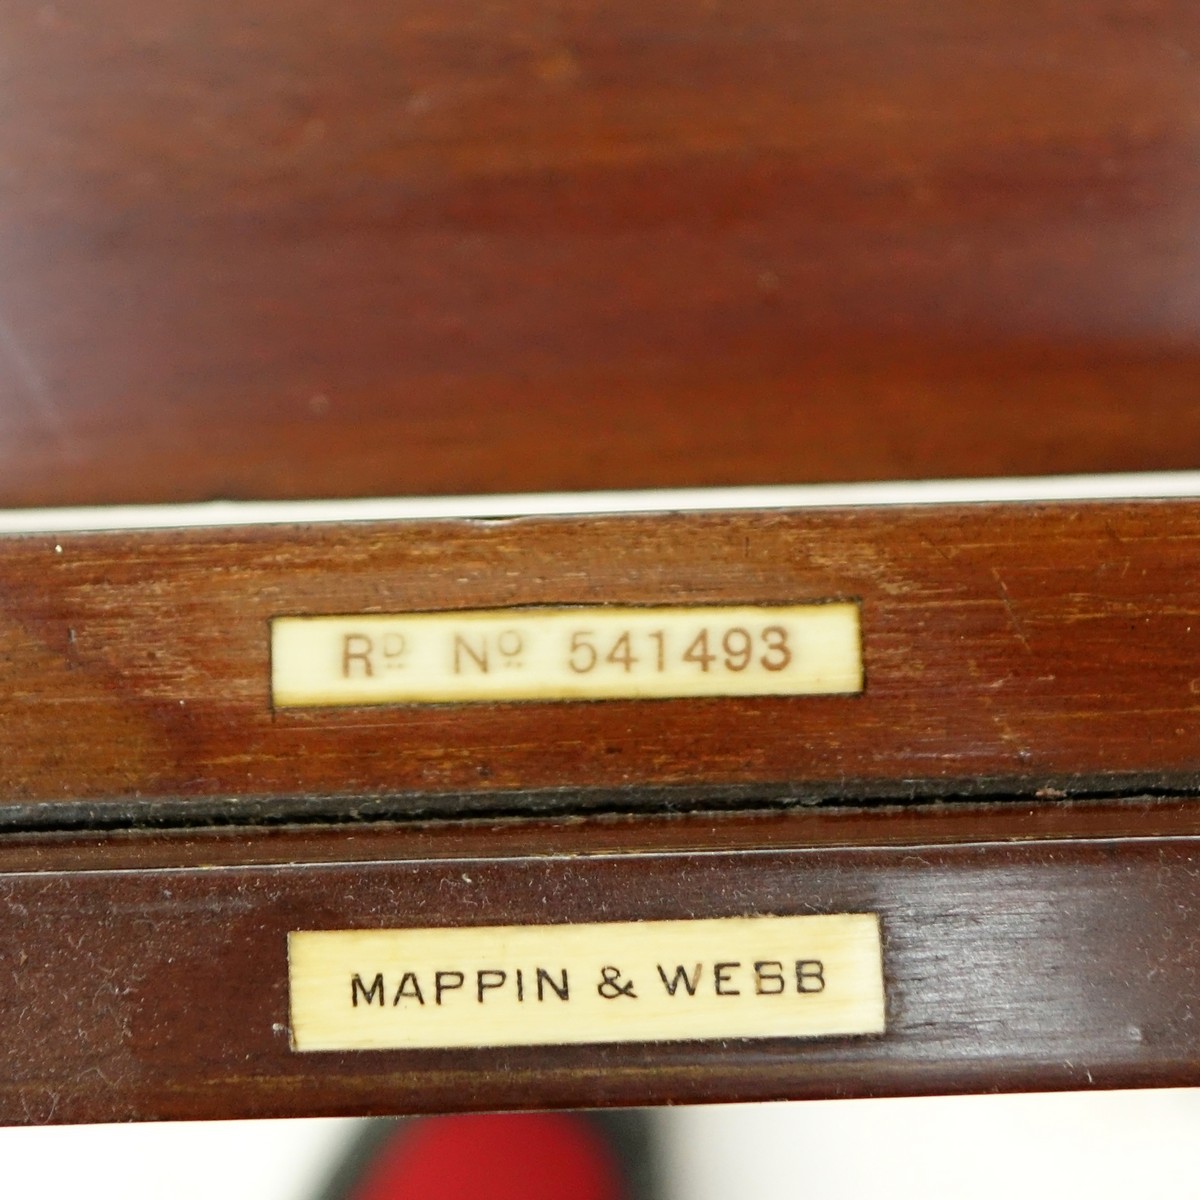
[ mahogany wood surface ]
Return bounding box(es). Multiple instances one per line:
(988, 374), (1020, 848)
(0, 498), (1195, 1120)
(0, 498), (1197, 824)
(8, 0), (1200, 1125)
(1, 801), (1198, 1124)
(2, 0), (1200, 504)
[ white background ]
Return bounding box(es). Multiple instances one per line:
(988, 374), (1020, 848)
(0, 1090), (1199, 1198)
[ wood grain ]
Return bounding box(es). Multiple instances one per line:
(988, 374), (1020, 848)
(2, 0), (1200, 503)
(0, 499), (1198, 822)
(2, 802), (1199, 1124)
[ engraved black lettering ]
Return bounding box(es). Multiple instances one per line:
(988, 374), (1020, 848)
(714, 961), (741, 996)
(796, 959), (826, 993)
(761, 625), (792, 671)
(453, 634), (489, 674)
(536, 967), (570, 1002)
(649, 629), (666, 671)
(683, 628), (716, 671)
(351, 972), (384, 1007)
(381, 631), (407, 669)
(477, 969), (507, 1002)
(435, 970), (466, 1004)
(342, 634), (375, 679)
(598, 966), (637, 999)
(568, 631), (597, 673)
(754, 960), (785, 995)
(606, 630), (637, 671)
(656, 963), (702, 996)
(392, 971), (425, 1006)
(497, 630), (524, 663)
(722, 626), (752, 671)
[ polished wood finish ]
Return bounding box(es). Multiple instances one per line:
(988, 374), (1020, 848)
(2, 801), (1199, 1124)
(9, 0), (1200, 1125)
(0, 496), (1197, 1121)
(0, 499), (1197, 822)
(2, 0), (1200, 504)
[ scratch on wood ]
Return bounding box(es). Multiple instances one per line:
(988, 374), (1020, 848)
(991, 567), (1032, 654)
(0, 311), (64, 436)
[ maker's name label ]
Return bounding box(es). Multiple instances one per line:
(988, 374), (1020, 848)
(287, 914), (885, 1051)
(271, 603), (862, 706)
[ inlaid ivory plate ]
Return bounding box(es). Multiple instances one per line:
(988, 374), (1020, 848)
(271, 603), (862, 706)
(288, 913), (885, 1051)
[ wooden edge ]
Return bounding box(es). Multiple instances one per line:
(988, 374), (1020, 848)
(0, 806), (1198, 1122)
(0, 797), (1195, 872)
(5, 499), (1200, 816)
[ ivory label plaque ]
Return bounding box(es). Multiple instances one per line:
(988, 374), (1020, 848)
(287, 914), (885, 1051)
(271, 603), (862, 706)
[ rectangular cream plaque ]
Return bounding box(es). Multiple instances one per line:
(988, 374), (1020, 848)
(271, 603), (862, 706)
(288, 914), (885, 1051)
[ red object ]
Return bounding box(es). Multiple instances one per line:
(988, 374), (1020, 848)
(347, 1113), (629, 1200)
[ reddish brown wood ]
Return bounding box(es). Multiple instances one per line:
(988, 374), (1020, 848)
(0, 795), (1186, 873)
(1, 803), (1198, 1125)
(2, 1), (1200, 504)
(10, 0), (1200, 1123)
(0, 494), (1194, 1119)
(0, 499), (1198, 820)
